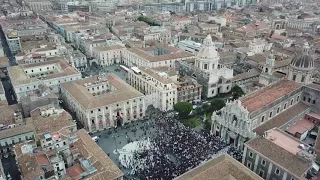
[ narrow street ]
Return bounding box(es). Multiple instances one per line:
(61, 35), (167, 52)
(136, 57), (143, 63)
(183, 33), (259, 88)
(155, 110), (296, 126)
(0, 23), (18, 105)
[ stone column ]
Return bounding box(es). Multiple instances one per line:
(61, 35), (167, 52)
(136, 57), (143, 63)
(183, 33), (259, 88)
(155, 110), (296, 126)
(266, 162), (273, 180)
(87, 113), (92, 132)
(253, 154), (260, 172)
(102, 108), (107, 129)
(94, 110), (99, 131)
(242, 146), (247, 164)
(110, 107), (115, 127)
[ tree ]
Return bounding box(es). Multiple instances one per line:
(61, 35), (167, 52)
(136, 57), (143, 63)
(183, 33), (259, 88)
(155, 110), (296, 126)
(173, 102), (193, 118)
(203, 118), (212, 133)
(210, 99), (226, 112)
(232, 85), (245, 100)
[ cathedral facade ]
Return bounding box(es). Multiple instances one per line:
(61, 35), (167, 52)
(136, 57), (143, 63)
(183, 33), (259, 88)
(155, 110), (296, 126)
(176, 35), (233, 98)
(211, 42), (320, 149)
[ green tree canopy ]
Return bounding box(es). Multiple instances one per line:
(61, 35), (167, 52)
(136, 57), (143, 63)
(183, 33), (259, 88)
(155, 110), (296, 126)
(173, 102), (193, 118)
(231, 85), (244, 100)
(203, 118), (212, 133)
(210, 99), (226, 112)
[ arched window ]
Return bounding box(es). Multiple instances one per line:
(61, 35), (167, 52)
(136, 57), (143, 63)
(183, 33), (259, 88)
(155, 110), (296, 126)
(265, 67), (268, 73)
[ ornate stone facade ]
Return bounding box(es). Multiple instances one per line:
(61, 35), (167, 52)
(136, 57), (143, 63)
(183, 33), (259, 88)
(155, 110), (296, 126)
(211, 41), (320, 149)
(176, 35), (233, 98)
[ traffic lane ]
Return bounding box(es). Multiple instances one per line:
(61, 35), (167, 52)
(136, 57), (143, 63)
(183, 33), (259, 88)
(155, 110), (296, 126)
(1, 79), (17, 105)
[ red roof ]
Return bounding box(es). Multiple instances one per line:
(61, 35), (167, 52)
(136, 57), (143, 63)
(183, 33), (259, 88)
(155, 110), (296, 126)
(35, 153), (50, 165)
(241, 80), (302, 113)
(66, 164), (85, 180)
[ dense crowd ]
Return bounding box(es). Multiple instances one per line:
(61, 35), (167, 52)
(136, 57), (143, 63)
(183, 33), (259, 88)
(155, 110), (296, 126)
(120, 111), (243, 179)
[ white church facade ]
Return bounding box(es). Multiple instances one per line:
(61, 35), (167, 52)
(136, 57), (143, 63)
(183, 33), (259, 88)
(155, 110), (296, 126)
(211, 42), (319, 149)
(176, 35), (233, 98)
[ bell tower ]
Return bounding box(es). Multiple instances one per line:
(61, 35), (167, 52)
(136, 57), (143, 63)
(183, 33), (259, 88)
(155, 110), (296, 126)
(259, 51), (276, 86)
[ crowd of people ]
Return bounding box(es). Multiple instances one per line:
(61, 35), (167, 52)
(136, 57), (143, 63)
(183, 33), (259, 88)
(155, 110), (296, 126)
(119, 111), (243, 179)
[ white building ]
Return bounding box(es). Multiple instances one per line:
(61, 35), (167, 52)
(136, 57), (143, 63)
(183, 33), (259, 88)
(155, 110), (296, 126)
(7, 58), (82, 101)
(177, 35), (233, 98)
(92, 45), (126, 66)
(25, 0), (53, 11)
(128, 66), (178, 111)
(177, 39), (202, 54)
(135, 26), (171, 43)
(211, 43), (318, 149)
(68, 50), (87, 72)
(248, 38), (273, 55)
(61, 74), (146, 133)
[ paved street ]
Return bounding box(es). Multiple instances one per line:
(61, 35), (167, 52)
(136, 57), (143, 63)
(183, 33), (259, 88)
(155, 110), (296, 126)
(2, 156), (20, 180)
(0, 25), (15, 66)
(93, 119), (157, 175)
(1, 79), (17, 105)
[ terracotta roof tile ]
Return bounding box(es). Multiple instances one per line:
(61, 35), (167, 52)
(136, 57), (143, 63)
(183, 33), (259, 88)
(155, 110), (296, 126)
(246, 137), (311, 177)
(61, 73), (144, 110)
(71, 129), (123, 180)
(175, 154), (262, 180)
(253, 102), (310, 136)
(241, 80), (302, 113)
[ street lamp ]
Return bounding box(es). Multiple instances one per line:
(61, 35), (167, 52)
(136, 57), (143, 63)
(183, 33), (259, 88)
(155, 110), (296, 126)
(112, 134), (118, 153)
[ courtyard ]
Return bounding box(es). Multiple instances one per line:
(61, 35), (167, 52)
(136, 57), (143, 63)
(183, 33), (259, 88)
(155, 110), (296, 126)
(82, 63), (128, 81)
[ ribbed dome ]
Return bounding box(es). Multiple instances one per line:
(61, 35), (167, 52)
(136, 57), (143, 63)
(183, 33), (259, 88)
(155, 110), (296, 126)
(290, 54), (314, 69)
(290, 42), (314, 69)
(197, 35), (219, 60)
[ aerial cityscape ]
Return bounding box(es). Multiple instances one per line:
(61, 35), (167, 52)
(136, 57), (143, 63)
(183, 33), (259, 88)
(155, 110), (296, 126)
(0, 0), (318, 179)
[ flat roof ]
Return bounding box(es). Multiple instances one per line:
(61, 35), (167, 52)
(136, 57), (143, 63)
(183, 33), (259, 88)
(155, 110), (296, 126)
(253, 102), (309, 136)
(61, 74), (144, 110)
(240, 80), (302, 113)
(246, 136), (311, 178)
(286, 118), (314, 136)
(265, 129), (306, 155)
(175, 154), (263, 180)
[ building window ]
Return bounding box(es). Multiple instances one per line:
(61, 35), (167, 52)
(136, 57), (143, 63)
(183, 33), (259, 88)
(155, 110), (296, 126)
(249, 151), (253, 158)
(269, 111), (273, 118)
(259, 169), (264, 177)
(293, 74), (296, 81)
(275, 168), (280, 175)
(261, 116), (265, 122)
(91, 111), (93, 114)
(246, 161), (252, 169)
(297, 96), (300, 101)
(284, 103), (287, 109)
(261, 159), (266, 166)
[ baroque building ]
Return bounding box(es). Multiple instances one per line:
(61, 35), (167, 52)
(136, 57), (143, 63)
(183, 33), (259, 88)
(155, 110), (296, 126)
(211, 42), (319, 149)
(176, 35), (233, 98)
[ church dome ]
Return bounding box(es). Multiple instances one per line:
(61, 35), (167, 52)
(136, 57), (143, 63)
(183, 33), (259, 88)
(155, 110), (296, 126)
(197, 35), (219, 60)
(290, 42), (314, 69)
